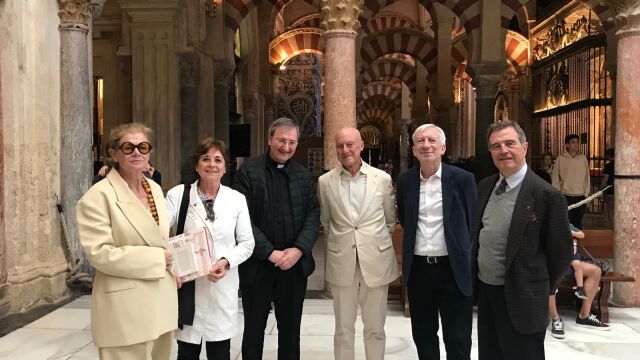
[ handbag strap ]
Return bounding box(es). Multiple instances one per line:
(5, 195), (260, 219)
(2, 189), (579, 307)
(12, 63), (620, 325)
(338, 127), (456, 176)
(176, 183), (191, 235)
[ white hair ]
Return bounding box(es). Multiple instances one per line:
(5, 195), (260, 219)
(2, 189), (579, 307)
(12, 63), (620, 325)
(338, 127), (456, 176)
(412, 124), (446, 144)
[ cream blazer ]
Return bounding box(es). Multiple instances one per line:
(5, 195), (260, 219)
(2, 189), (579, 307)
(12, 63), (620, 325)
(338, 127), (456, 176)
(75, 170), (178, 348)
(318, 165), (399, 288)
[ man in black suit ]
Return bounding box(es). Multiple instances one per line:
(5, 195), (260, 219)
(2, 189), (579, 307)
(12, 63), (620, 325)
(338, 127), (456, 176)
(397, 124), (477, 360)
(472, 121), (572, 359)
(233, 117), (320, 360)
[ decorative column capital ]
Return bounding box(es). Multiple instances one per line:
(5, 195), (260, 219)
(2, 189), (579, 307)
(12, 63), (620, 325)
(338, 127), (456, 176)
(320, 0), (363, 33)
(57, 0), (91, 26)
(603, 0), (640, 35)
(214, 62), (235, 87)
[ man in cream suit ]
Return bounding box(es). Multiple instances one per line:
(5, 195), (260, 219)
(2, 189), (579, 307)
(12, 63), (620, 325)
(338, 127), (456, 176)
(318, 127), (399, 360)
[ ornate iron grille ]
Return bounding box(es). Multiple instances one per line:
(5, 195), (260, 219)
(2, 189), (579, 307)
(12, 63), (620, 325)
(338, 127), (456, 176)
(531, 34), (613, 214)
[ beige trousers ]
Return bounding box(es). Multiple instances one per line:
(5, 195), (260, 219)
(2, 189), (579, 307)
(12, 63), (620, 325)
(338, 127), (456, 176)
(332, 261), (389, 360)
(98, 330), (174, 360)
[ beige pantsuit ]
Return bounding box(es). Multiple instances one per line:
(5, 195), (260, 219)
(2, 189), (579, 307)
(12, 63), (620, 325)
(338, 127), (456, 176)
(98, 330), (173, 360)
(76, 170), (178, 358)
(318, 164), (399, 360)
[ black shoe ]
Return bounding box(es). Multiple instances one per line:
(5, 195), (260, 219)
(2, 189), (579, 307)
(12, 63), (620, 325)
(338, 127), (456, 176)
(550, 317), (565, 339)
(574, 286), (587, 300)
(576, 314), (610, 331)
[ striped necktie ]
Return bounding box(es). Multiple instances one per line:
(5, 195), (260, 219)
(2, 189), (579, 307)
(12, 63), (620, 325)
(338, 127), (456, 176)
(495, 178), (508, 195)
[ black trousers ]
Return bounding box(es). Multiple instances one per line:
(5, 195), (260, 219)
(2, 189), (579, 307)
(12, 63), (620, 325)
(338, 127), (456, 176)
(241, 261), (307, 360)
(407, 256), (473, 360)
(176, 339), (230, 360)
(477, 281), (546, 360)
(565, 195), (586, 229)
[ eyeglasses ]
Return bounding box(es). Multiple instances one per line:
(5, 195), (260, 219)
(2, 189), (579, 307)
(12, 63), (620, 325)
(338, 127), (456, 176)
(274, 138), (298, 147)
(204, 199), (215, 222)
(117, 142), (153, 155)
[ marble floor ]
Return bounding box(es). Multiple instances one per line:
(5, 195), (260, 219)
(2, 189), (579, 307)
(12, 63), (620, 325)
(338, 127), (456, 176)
(1, 296), (640, 359)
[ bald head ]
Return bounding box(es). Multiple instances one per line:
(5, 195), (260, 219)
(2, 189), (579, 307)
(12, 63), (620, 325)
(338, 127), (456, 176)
(335, 127), (362, 143)
(335, 127), (364, 174)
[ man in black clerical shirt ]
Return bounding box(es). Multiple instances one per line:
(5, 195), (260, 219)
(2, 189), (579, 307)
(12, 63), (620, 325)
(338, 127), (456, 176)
(233, 117), (320, 360)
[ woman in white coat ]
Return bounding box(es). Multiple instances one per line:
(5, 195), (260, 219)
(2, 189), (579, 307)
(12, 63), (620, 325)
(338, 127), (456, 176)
(166, 138), (255, 360)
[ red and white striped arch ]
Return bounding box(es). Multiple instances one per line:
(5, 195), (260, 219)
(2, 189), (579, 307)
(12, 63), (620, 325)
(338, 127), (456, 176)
(365, 13), (418, 34)
(269, 28), (324, 64)
(289, 13), (322, 30)
(360, 102), (395, 130)
(362, 57), (417, 94)
(361, 81), (402, 103)
(505, 30), (528, 75)
(361, 28), (437, 72)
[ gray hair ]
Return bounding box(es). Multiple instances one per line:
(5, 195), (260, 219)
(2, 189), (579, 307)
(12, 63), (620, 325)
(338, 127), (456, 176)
(486, 120), (527, 148)
(268, 117), (300, 139)
(412, 123), (446, 144)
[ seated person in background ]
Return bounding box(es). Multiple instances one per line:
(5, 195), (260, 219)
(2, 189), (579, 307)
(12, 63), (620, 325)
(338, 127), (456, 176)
(549, 225), (610, 339)
(569, 224), (587, 300)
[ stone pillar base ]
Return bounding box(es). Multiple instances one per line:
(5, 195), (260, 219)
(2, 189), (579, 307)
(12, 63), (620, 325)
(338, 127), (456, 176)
(5, 272), (70, 314)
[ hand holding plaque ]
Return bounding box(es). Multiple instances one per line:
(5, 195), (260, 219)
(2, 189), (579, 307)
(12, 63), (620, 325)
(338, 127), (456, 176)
(168, 227), (212, 283)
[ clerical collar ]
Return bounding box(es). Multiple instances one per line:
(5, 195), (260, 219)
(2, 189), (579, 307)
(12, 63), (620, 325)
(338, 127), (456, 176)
(266, 153), (289, 170)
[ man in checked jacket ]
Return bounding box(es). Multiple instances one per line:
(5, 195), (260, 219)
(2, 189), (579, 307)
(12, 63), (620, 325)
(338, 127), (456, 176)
(472, 121), (572, 360)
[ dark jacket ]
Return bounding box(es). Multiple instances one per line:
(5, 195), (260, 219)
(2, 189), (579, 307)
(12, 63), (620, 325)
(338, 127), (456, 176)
(232, 153), (320, 286)
(397, 164), (477, 296)
(471, 170), (572, 334)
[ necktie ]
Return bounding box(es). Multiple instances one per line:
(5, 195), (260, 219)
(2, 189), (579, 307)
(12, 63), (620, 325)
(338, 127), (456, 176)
(495, 178), (508, 196)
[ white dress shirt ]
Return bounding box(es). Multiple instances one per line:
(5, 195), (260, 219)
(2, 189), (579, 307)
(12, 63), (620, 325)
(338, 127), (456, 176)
(339, 161), (368, 221)
(414, 164), (447, 256)
(497, 164), (528, 193)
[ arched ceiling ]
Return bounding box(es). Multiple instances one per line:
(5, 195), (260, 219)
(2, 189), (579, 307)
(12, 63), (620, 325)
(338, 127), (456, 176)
(362, 57), (417, 94)
(361, 27), (437, 72)
(269, 28), (324, 64)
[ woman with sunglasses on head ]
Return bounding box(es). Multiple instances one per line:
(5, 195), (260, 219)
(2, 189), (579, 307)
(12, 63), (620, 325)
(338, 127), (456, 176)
(76, 123), (178, 359)
(165, 138), (255, 360)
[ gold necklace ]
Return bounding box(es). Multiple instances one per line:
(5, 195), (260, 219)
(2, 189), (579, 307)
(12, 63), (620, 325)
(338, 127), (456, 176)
(141, 177), (159, 225)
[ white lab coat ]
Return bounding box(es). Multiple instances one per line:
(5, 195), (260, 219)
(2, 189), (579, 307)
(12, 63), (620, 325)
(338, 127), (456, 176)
(165, 182), (254, 342)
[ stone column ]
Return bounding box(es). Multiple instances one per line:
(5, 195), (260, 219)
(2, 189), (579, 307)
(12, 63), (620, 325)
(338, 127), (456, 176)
(118, 0), (182, 187)
(213, 61), (234, 147)
(606, 0), (640, 306)
(58, 0), (93, 262)
(412, 62), (429, 124)
(179, 54), (200, 184)
(399, 121), (411, 173)
(0, 43), (7, 319)
(434, 13), (454, 141)
(471, 62), (504, 180)
(320, 0), (363, 170)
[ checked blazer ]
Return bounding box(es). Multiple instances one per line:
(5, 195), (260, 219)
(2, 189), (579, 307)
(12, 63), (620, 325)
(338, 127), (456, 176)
(471, 169), (572, 334)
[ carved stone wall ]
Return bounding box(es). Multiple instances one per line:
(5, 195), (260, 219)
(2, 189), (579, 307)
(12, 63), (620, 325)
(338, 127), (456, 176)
(275, 54), (322, 137)
(0, 0), (70, 316)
